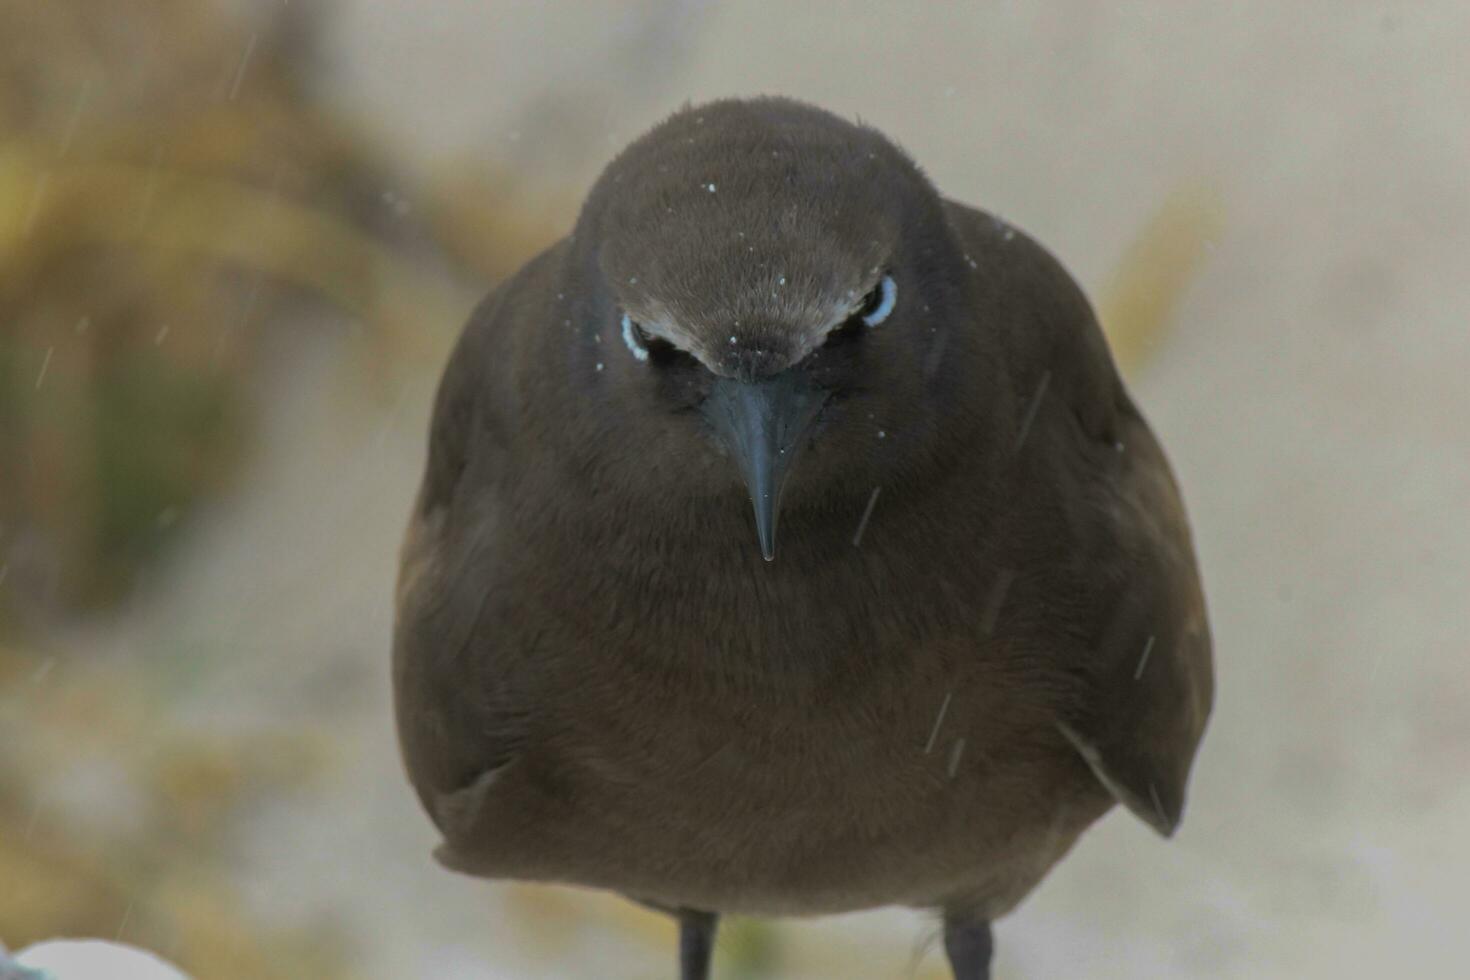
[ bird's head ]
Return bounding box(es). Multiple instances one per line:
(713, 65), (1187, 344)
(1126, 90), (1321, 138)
(570, 98), (976, 561)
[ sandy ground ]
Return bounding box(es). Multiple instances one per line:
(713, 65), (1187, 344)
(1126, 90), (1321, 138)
(66, 3), (1470, 977)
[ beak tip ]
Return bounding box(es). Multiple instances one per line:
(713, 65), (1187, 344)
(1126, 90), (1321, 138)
(756, 523), (777, 562)
(705, 372), (825, 569)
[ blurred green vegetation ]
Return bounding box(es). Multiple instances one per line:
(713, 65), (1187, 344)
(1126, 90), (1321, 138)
(0, 1), (551, 975)
(0, 0), (578, 628)
(4, 1), (439, 625)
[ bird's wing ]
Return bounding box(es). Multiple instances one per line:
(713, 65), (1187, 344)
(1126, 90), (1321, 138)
(395, 495), (529, 846)
(392, 250), (561, 851)
(1058, 396), (1214, 837)
(944, 199), (1213, 836)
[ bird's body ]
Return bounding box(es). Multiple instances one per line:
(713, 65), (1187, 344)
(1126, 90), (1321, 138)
(394, 98), (1212, 977)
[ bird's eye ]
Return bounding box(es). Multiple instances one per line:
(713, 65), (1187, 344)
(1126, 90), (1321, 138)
(858, 274), (897, 327)
(621, 314), (651, 361)
(621, 314), (699, 368)
(823, 274), (897, 348)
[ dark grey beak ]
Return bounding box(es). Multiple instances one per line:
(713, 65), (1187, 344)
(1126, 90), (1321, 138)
(701, 372), (828, 561)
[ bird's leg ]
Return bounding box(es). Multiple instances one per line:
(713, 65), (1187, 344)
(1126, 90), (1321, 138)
(942, 913), (994, 980)
(678, 908), (719, 980)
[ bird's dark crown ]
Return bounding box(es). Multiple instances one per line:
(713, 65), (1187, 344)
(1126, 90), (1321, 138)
(577, 97), (949, 379)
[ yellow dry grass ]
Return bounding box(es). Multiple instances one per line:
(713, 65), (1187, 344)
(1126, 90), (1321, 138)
(1098, 184), (1225, 375)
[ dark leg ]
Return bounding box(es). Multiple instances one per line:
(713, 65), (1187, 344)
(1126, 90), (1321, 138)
(943, 914), (994, 980)
(678, 908), (719, 980)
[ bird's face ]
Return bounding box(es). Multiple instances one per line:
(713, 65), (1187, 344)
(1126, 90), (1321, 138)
(576, 100), (965, 560)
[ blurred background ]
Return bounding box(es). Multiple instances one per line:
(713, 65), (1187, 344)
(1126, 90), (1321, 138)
(1, 2), (1466, 977)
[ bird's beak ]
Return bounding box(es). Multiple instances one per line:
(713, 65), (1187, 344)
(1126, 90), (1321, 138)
(700, 372), (828, 561)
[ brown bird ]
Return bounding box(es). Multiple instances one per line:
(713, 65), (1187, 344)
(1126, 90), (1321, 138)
(393, 97), (1213, 980)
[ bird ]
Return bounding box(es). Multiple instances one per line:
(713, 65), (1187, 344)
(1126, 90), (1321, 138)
(392, 96), (1213, 980)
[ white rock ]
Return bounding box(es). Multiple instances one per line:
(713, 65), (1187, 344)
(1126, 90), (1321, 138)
(11, 940), (190, 980)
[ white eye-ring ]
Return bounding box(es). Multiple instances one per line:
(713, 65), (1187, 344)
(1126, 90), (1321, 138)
(621, 313), (649, 361)
(861, 275), (897, 327)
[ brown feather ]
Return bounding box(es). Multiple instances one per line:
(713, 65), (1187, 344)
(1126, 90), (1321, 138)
(393, 96), (1212, 927)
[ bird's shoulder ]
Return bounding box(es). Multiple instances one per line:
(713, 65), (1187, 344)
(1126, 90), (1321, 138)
(417, 239), (571, 514)
(943, 199), (1122, 437)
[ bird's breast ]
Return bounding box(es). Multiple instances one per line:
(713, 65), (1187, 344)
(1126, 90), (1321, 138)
(453, 474), (1104, 913)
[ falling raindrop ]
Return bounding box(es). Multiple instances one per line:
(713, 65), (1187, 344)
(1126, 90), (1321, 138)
(1014, 370), (1052, 451)
(946, 738), (967, 778)
(1133, 635), (1157, 680)
(923, 690), (952, 754)
(34, 347), (54, 389)
(228, 33), (259, 101)
(116, 899), (135, 941)
(852, 486), (881, 547)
